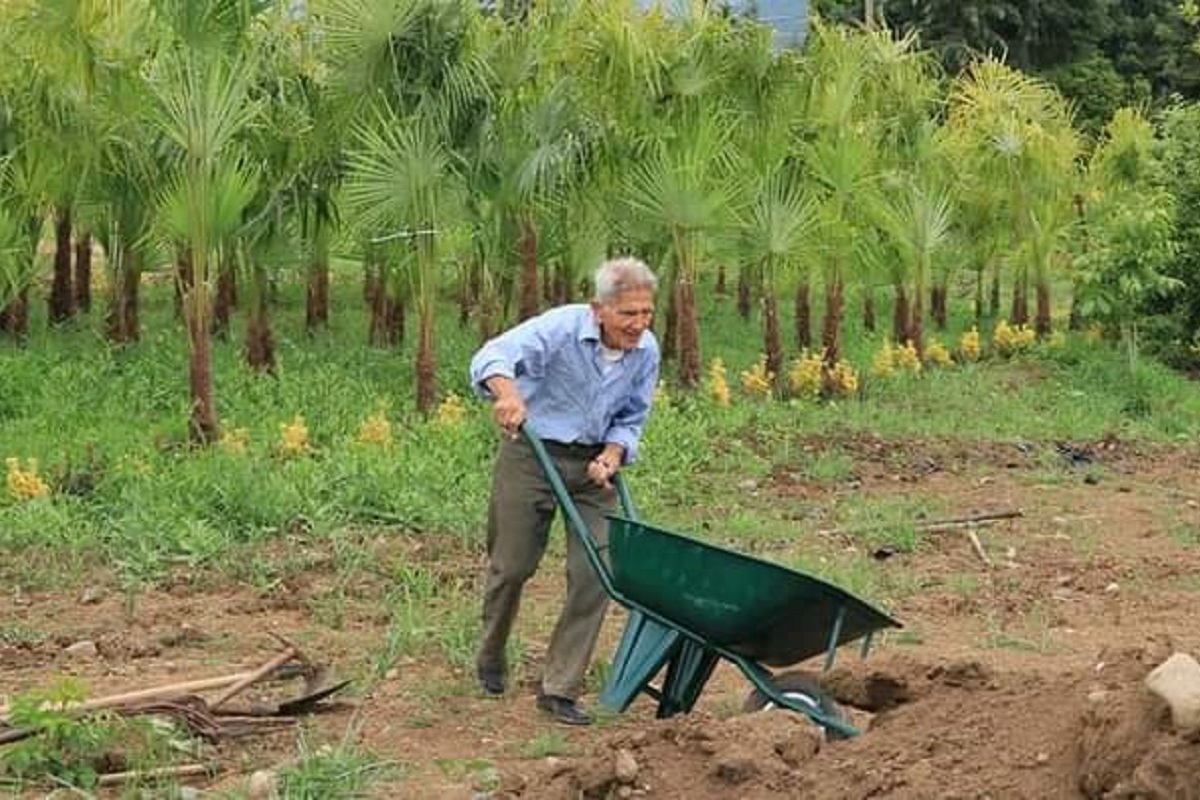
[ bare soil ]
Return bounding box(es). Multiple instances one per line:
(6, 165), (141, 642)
(4, 435), (1200, 798)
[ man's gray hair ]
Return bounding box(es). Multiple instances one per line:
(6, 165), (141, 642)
(594, 257), (658, 303)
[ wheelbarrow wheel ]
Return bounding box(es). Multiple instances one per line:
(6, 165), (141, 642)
(742, 670), (851, 739)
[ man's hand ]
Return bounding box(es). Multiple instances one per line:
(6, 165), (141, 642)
(485, 376), (526, 438)
(587, 445), (624, 489)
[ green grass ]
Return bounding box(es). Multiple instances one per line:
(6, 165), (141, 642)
(4, 276), (1200, 600)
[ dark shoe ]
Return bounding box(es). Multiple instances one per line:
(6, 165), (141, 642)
(536, 692), (592, 726)
(477, 665), (506, 697)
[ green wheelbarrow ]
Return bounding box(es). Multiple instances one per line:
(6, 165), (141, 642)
(525, 427), (902, 738)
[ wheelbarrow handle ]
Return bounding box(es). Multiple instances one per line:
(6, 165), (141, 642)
(521, 424), (629, 597)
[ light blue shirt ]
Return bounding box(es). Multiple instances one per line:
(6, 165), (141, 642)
(469, 304), (660, 464)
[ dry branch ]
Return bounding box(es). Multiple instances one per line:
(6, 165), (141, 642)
(96, 763), (215, 787)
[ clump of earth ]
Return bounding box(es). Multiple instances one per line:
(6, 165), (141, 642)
(500, 648), (1200, 799)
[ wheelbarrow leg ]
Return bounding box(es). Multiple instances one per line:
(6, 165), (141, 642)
(600, 610), (681, 713)
(657, 638), (720, 718)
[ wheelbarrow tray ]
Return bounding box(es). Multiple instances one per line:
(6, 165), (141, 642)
(606, 516), (898, 667)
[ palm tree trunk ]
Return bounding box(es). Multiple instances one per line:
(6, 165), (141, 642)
(554, 262), (571, 305)
(416, 309), (437, 413)
(794, 282), (812, 350)
(737, 265), (753, 320)
(908, 282), (925, 355)
(175, 246), (193, 322)
(244, 265), (276, 374)
(74, 233), (92, 313)
(1035, 279), (1051, 337)
(677, 277), (701, 388)
(662, 277), (679, 363)
(892, 284), (909, 345)
(989, 270), (1000, 317)
(932, 283), (948, 330)
(213, 252), (236, 339)
(763, 292), (783, 394)
(305, 223), (330, 332)
(367, 259), (388, 347)
(1011, 276), (1028, 325)
(0, 287), (30, 342)
(49, 207), (75, 324)
(821, 277), (844, 368)
(862, 287), (876, 332)
(105, 245), (141, 344)
(518, 215), (538, 320)
(185, 279), (219, 446)
(715, 264), (727, 297)
(974, 269), (985, 323)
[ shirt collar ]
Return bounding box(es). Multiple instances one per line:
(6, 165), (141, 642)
(579, 307), (649, 351)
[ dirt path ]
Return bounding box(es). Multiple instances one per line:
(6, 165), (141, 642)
(4, 437), (1200, 798)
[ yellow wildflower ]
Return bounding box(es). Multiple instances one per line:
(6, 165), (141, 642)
(279, 415), (311, 457)
(787, 351), (824, 399)
(6, 458), (50, 501)
(871, 341), (897, 379)
(219, 427), (250, 455)
(739, 357), (774, 398)
(827, 360), (859, 397)
(357, 408), (393, 446)
(959, 327), (982, 362)
(707, 358), (731, 408)
(993, 319), (1036, 356)
(436, 393), (467, 426)
(895, 340), (922, 374)
(924, 339), (952, 368)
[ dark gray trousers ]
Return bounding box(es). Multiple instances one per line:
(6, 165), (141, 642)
(476, 437), (613, 699)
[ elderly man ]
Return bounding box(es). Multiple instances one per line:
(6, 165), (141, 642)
(469, 256), (660, 725)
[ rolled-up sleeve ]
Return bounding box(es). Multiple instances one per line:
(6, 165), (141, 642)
(604, 344), (660, 464)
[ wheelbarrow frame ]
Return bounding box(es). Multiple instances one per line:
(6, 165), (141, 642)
(524, 428), (901, 738)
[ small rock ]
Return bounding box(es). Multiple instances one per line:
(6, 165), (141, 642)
(613, 748), (638, 784)
(617, 787), (634, 799)
(247, 769), (278, 799)
(1087, 690), (1110, 704)
(737, 478), (759, 492)
(79, 586), (105, 605)
(64, 640), (98, 659)
(178, 788), (202, 800)
(385, 668), (399, 680)
(545, 757), (572, 778)
(1146, 652), (1200, 731)
(1035, 752), (1050, 765)
(1104, 582), (1120, 594)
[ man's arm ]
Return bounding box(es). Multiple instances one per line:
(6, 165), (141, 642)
(602, 345), (660, 466)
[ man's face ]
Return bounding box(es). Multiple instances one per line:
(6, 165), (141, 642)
(592, 287), (655, 351)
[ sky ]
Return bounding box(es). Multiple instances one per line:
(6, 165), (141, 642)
(636, 0), (812, 49)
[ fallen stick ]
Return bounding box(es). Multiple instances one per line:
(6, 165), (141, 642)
(0, 657), (302, 723)
(209, 647), (299, 710)
(96, 763), (215, 787)
(819, 508), (1023, 538)
(966, 527), (993, 567)
(920, 509), (1023, 532)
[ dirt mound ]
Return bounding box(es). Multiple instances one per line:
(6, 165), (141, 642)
(495, 650), (1200, 799)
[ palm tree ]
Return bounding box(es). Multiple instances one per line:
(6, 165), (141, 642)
(345, 110), (465, 413)
(149, 50), (260, 443)
(625, 110), (734, 388)
(875, 180), (954, 353)
(945, 58), (1079, 335)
